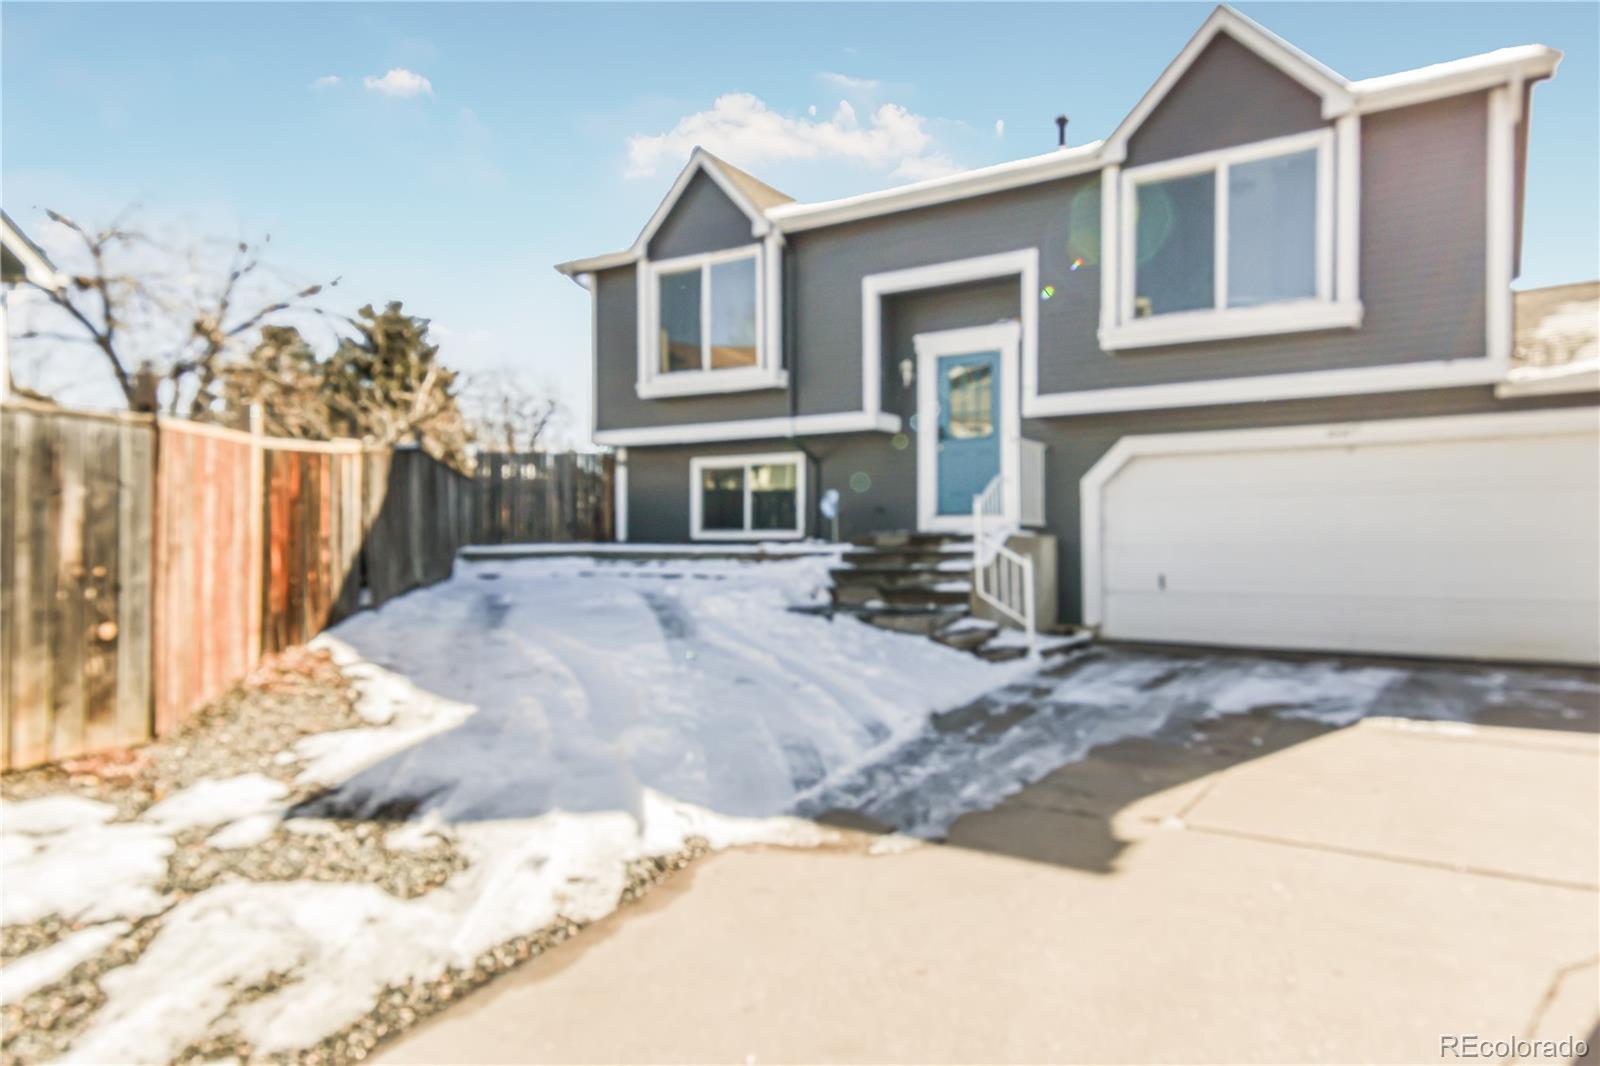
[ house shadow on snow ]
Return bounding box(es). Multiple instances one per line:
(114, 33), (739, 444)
(800, 642), (1600, 876)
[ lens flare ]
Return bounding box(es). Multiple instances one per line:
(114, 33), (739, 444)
(849, 471), (872, 493)
(891, 433), (910, 450)
(1040, 285), (1056, 300)
(1070, 257), (1085, 271)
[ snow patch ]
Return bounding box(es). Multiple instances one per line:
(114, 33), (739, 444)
(1, 922), (130, 1005)
(0, 795), (117, 836)
(144, 773), (288, 832)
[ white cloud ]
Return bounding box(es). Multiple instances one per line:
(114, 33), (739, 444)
(808, 104), (817, 117)
(626, 92), (952, 183)
(310, 75), (342, 90)
(362, 68), (433, 98)
(820, 71), (880, 92)
(995, 119), (1005, 139)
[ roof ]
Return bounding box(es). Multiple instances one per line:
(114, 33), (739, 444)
(1512, 281), (1599, 369)
(702, 150), (793, 212)
(1, 210), (63, 288)
(555, 5), (1561, 276)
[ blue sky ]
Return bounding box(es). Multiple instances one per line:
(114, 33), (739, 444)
(4, 2), (1597, 440)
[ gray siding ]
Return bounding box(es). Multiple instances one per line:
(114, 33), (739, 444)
(1125, 34), (1323, 167)
(784, 92), (1493, 405)
(625, 387), (1595, 622)
(593, 265), (789, 433)
(647, 171), (755, 261)
(882, 278), (1020, 421)
(594, 37), (1497, 437)
(625, 433), (916, 544)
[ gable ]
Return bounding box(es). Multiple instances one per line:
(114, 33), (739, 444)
(647, 170), (759, 261)
(1125, 33), (1326, 167)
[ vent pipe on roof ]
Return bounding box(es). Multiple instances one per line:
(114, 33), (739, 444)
(1055, 115), (1069, 148)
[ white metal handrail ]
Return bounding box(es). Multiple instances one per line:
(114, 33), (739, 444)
(972, 473), (1036, 653)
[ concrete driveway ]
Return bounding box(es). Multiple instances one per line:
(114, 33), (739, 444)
(379, 647), (1599, 1065)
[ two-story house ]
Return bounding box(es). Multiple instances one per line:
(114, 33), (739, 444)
(556, 5), (1599, 666)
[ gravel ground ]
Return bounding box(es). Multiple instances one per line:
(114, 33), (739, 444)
(0, 645), (527, 1066)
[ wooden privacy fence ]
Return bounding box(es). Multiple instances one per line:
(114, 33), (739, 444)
(473, 451), (613, 544)
(1, 402), (477, 769)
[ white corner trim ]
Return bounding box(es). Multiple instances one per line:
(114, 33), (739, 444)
(862, 248), (1039, 420)
(1101, 6), (1353, 165)
(614, 447), (630, 542)
(1025, 356), (1503, 418)
(1485, 85), (1516, 375)
(913, 322), (1021, 534)
(689, 450), (807, 541)
(1078, 406), (1600, 628)
(593, 411), (899, 448)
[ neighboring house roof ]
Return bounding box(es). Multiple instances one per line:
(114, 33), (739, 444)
(555, 3), (1561, 277)
(1, 210), (64, 288)
(1498, 281), (1600, 397)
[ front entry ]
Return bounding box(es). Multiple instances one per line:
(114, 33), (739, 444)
(935, 350), (1001, 514)
(914, 320), (1022, 533)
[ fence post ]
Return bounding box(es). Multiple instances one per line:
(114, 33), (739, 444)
(246, 405), (265, 668)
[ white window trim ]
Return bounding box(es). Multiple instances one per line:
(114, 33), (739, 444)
(689, 451), (807, 541)
(1100, 127), (1362, 352)
(913, 322), (1022, 534)
(636, 242), (787, 399)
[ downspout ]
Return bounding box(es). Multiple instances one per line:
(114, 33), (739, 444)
(778, 232), (825, 540)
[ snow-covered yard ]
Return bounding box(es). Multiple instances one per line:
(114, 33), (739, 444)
(9, 552), (1594, 1064)
(1, 553), (1037, 1063)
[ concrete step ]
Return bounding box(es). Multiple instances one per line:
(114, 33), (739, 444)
(851, 532), (972, 550)
(931, 621), (999, 652)
(830, 566), (973, 590)
(975, 643), (1030, 663)
(861, 607), (968, 636)
(841, 548), (972, 569)
(876, 586), (970, 608)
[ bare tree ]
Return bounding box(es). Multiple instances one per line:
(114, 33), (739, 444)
(17, 209), (333, 413)
(465, 370), (565, 453)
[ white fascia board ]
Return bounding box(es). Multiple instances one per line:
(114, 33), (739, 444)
(768, 142), (1104, 233)
(592, 411), (900, 448)
(1, 215), (64, 289)
(1350, 45), (1561, 114)
(1025, 357), (1506, 419)
(555, 147), (773, 278)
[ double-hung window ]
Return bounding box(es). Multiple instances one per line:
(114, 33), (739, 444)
(639, 245), (785, 398)
(1101, 127), (1361, 349)
(689, 452), (805, 540)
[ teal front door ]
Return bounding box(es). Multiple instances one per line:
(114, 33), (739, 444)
(936, 350), (1001, 515)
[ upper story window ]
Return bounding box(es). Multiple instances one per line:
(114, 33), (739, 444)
(638, 245), (785, 398)
(1101, 127), (1362, 350)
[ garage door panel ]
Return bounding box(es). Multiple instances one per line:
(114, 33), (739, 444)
(1103, 488), (1598, 548)
(1094, 417), (1600, 665)
(1104, 538), (1598, 602)
(1105, 437), (1597, 502)
(1103, 589), (1600, 664)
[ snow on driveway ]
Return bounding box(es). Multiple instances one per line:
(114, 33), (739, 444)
(7, 553), (1037, 1062)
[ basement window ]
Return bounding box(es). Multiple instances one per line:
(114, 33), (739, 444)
(689, 452), (805, 540)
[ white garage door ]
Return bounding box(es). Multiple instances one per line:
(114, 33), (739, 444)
(1091, 410), (1600, 665)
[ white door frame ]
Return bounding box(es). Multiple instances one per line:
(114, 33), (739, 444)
(914, 320), (1022, 533)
